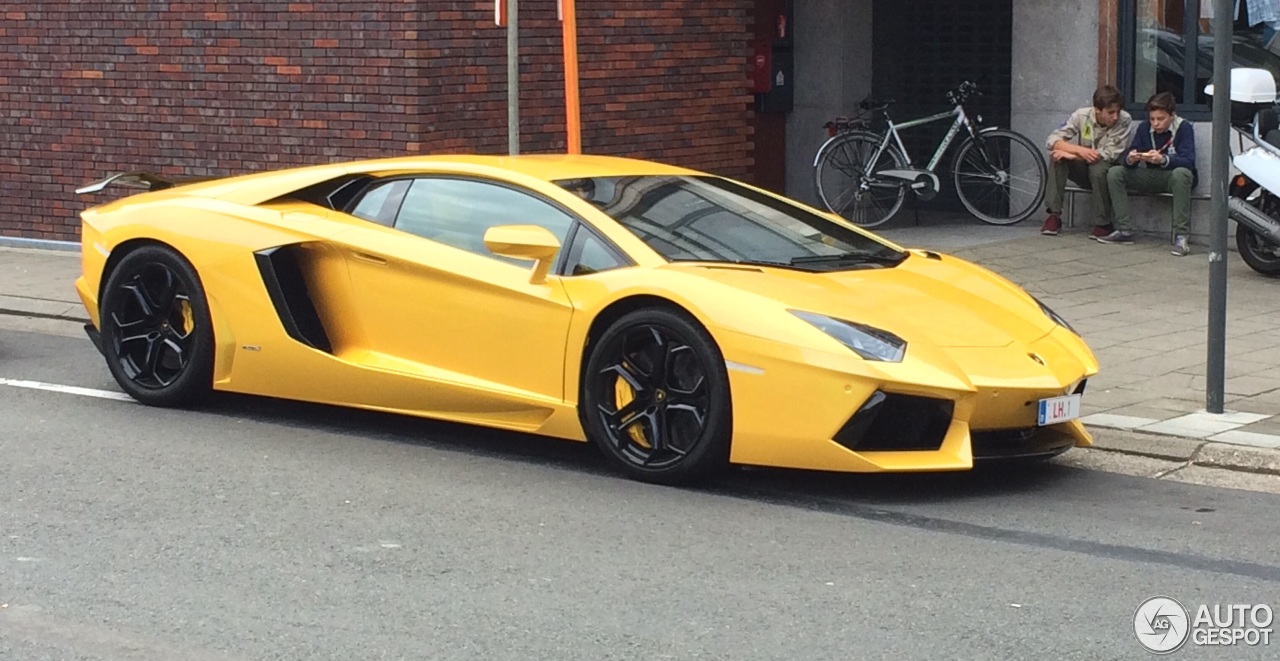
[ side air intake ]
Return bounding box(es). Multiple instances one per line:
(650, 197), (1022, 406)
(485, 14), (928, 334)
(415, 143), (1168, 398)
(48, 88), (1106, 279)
(254, 246), (333, 353)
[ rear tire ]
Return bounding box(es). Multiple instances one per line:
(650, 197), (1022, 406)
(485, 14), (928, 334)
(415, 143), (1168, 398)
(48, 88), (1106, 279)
(1236, 225), (1280, 276)
(99, 245), (215, 407)
(582, 308), (732, 485)
(814, 131), (908, 228)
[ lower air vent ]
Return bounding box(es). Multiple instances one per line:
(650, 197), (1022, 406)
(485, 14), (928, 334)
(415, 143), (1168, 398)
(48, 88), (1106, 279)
(971, 427), (1075, 459)
(833, 391), (953, 451)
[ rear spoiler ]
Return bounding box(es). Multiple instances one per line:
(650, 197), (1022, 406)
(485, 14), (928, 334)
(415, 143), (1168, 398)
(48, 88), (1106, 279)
(75, 171), (217, 195)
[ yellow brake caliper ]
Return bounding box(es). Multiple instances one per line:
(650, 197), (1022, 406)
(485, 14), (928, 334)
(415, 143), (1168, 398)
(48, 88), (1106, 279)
(179, 299), (195, 335)
(615, 366), (650, 448)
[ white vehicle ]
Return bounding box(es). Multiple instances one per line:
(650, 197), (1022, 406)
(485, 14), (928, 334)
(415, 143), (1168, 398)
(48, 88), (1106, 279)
(1208, 68), (1280, 275)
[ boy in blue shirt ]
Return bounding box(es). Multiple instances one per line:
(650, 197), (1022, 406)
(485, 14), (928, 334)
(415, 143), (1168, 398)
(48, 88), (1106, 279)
(1099, 92), (1197, 256)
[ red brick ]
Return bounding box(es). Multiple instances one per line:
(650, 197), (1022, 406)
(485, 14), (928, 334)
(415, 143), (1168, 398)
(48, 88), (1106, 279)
(0, 0), (754, 241)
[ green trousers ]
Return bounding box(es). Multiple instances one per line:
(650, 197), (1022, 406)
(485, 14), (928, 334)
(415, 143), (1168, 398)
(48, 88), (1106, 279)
(1045, 158), (1114, 226)
(1106, 166), (1194, 234)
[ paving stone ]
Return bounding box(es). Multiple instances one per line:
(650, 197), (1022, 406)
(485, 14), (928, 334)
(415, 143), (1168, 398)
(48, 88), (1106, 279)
(1207, 430), (1280, 449)
(1137, 412), (1245, 438)
(1228, 417), (1280, 436)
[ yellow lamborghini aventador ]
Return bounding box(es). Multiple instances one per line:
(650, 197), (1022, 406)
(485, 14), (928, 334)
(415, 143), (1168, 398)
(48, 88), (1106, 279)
(74, 154), (1097, 484)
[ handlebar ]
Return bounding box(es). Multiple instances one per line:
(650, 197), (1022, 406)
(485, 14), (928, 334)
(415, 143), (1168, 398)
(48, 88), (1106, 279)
(946, 80), (981, 106)
(826, 80), (984, 136)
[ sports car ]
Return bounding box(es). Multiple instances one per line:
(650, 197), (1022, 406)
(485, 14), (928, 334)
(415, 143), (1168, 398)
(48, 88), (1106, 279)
(74, 154), (1097, 484)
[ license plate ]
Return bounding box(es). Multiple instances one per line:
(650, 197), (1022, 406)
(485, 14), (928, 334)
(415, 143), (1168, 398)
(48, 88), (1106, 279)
(1037, 394), (1081, 426)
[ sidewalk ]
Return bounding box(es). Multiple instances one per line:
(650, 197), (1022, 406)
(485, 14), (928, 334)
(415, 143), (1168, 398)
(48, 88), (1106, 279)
(3, 226), (1280, 476)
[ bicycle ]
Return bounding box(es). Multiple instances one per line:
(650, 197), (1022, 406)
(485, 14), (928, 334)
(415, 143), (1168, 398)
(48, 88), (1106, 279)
(812, 81), (1047, 228)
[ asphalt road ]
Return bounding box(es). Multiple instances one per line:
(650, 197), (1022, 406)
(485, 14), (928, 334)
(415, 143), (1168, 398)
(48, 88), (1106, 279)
(2, 319), (1278, 660)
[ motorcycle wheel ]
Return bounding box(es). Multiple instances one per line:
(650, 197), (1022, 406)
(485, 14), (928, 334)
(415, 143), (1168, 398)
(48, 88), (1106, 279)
(1236, 226), (1280, 276)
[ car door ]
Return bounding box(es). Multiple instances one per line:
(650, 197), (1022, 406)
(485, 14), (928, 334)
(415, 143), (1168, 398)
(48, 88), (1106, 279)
(333, 175), (579, 406)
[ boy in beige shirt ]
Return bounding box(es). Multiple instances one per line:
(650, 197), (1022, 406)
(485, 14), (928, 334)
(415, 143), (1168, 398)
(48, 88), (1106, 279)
(1041, 85), (1134, 238)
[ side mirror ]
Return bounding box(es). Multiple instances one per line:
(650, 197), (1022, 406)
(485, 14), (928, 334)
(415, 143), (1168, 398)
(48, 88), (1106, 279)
(483, 224), (561, 284)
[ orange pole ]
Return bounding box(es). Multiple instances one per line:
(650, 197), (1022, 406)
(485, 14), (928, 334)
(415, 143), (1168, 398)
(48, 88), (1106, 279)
(560, 0), (582, 153)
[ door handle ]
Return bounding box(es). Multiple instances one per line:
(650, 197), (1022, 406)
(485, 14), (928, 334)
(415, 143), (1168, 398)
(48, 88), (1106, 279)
(350, 251), (388, 266)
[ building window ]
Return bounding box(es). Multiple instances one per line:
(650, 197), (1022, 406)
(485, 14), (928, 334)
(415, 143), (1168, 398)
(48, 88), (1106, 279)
(1119, 0), (1280, 120)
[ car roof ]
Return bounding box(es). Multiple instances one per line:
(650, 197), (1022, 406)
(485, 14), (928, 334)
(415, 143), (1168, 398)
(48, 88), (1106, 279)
(131, 153), (708, 207)
(345, 153), (703, 181)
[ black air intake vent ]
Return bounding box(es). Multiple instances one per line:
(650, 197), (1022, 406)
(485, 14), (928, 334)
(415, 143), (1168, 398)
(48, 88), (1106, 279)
(833, 391), (953, 451)
(255, 246), (333, 353)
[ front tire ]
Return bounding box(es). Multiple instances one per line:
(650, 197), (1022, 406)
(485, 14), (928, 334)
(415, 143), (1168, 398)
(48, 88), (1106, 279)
(99, 245), (215, 407)
(952, 128), (1047, 225)
(582, 308), (732, 485)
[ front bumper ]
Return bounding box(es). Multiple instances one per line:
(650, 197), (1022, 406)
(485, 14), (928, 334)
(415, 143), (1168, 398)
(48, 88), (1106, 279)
(718, 325), (1096, 473)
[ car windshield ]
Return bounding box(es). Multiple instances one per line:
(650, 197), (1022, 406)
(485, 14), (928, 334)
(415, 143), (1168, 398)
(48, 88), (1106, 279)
(554, 175), (905, 270)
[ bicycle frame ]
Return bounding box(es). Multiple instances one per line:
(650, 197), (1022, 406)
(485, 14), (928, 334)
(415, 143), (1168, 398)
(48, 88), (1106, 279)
(874, 105), (975, 172)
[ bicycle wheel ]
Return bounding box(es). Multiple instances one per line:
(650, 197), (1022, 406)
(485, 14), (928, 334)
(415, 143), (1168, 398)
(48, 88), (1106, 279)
(814, 131), (907, 228)
(951, 128), (1047, 225)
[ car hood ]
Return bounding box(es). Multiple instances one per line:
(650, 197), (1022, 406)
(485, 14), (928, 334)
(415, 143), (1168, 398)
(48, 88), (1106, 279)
(663, 252), (1056, 348)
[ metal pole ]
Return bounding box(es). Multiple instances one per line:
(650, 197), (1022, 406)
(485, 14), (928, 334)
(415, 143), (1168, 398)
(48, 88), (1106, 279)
(507, 0), (519, 155)
(1207, 0), (1232, 413)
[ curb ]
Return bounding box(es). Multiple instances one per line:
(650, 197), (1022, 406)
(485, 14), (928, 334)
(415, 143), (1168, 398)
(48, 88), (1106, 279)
(0, 307), (90, 324)
(0, 237), (79, 252)
(1085, 426), (1280, 477)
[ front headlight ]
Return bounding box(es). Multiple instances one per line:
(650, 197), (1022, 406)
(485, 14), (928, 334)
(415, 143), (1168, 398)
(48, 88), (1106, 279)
(1032, 295), (1078, 336)
(790, 310), (906, 362)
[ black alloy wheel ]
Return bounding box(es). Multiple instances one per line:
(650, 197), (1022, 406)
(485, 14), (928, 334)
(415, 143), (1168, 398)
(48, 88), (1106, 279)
(99, 246), (214, 407)
(583, 308), (731, 485)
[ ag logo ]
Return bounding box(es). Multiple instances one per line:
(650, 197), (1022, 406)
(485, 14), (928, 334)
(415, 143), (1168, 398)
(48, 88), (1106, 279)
(1134, 596), (1191, 654)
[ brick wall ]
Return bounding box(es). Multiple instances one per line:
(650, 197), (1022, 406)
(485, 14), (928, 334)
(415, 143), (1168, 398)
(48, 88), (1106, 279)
(1, 1), (754, 241)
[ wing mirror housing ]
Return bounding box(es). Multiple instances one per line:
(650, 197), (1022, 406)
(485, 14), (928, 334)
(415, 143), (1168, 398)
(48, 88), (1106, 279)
(483, 224), (561, 284)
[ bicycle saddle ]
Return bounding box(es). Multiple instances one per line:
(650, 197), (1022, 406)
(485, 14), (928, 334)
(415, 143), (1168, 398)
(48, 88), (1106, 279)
(858, 97), (894, 111)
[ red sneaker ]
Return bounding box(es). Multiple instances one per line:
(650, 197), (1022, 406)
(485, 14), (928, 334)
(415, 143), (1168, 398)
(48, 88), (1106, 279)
(1089, 224), (1115, 240)
(1040, 214), (1061, 236)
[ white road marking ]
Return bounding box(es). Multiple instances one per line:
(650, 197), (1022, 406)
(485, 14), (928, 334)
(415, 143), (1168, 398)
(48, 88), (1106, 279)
(0, 378), (134, 402)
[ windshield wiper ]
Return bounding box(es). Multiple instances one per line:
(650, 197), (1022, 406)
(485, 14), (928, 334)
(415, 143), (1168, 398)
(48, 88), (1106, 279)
(724, 258), (797, 268)
(788, 251), (907, 266)
(674, 257), (798, 269)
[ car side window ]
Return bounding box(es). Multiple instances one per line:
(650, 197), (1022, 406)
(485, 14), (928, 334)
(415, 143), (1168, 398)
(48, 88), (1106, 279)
(349, 179), (410, 226)
(394, 178), (576, 264)
(564, 227), (626, 276)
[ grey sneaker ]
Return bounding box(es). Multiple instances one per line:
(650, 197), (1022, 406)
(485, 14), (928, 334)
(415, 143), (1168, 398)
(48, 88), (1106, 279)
(1096, 230), (1136, 245)
(1171, 234), (1190, 256)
